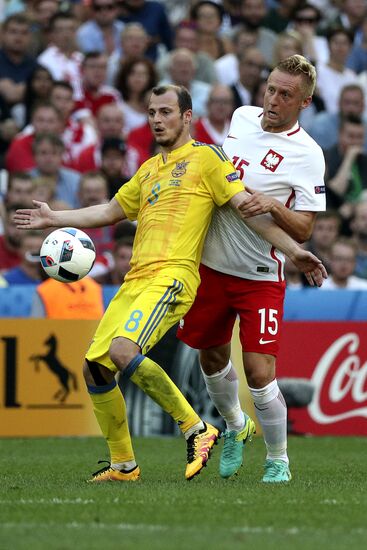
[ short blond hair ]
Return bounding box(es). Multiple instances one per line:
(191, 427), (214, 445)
(275, 54), (317, 97)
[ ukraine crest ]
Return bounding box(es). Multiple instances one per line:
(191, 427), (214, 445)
(172, 161), (189, 177)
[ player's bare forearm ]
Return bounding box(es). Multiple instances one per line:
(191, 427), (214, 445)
(236, 188), (315, 242)
(14, 198), (126, 230)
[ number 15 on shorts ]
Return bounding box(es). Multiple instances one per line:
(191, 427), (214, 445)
(258, 308), (278, 335)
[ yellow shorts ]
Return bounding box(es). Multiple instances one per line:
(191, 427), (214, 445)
(85, 274), (193, 372)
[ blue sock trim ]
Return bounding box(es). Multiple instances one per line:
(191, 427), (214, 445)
(87, 379), (117, 394)
(124, 353), (145, 379)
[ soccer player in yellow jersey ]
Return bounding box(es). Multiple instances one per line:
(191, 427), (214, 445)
(15, 85), (326, 482)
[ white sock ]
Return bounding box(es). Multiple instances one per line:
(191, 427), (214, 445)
(184, 421), (205, 440)
(111, 460), (137, 471)
(201, 361), (244, 432)
(249, 379), (288, 464)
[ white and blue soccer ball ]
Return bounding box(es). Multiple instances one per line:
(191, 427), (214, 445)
(40, 228), (96, 283)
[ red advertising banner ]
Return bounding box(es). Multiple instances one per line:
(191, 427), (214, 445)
(277, 322), (367, 435)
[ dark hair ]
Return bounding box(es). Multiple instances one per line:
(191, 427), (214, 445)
(190, 1), (224, 23)
(291, 2), (321, 22)
(48, 11), (75, 32)
(2, 13), (31, 30)
(326, 26), (353, 45)
(151, 85), (192, 114)
(8, 172), (33, 188)
(82, 51), (106, 67)
(30, 100), (61, 121)
(115, 57), (157, 102)
(52, 80), (73, 93)
(340, 113), (364, 128)
(23, 66), (54, 126)
(32, 132), (64, 153)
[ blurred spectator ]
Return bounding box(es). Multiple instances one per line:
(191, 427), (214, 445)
(233, 0), (277, 67)
(215, 25), (257, 86)
(75, 101), (140, 176)
(3, 230), (44, 284)
(5, 102), (63, 173)
(51, 80), (97, 166)
(31, 276), (104, 319)
(350, 199), (367, 278)
(309, 83), (367, 151)
(192, 84), (235, 144)
(28, 133), (81, 208)
(126, 119), (155, 166)
(284, 255), (307, 288)
(118, 0), (174, 61)
(272, 30), (303, 68)
(190, 0), (232, 60)
(0, 14), (38, 110)
(37, 11), (84, 99)
(77, 171), (114, 272)
(29, 0), (59, 56)
(262, 0), (300, 34)
(107, 23), (150, 86)
(77, 1), (125, 56)
(0, 202), (25, 271)
(100, 137), (130, 197)
(156, 20), (217, 85)
(74, 102), (125, 172)
(289, 2), (329, 66)
(95, 235), (134, 284)
(0, 96), (17, 166)
(325, 114), (367, 222)
(115, 57), (157, 133)
(31, 175), (73, 211)
(17, 65), (54, 128)
(321, 0), (367, 43)
(1, 172), (34, 210)
(231, 46), (266, 108)
(73, 52), (121, 120)
(347, 17), (367, 73)
(317, 27), (358, 114)
(319, 237), (367, 289)
(162, 48), (212, 118)
(306, 210), (342, 272)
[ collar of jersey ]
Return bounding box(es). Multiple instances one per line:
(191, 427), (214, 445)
(159, 139), (195, 163)
(258, 113), (300, 136)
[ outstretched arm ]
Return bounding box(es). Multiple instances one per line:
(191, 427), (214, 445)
(229, 192), (327, 286)
(14, 198), (126, 230)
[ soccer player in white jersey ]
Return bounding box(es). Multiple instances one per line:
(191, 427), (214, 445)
(178, 55), (326, 483)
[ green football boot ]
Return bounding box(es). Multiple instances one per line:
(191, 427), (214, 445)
(219, 414), (256, 478)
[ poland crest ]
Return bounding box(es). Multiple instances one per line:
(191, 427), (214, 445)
(261, 149), (284, 172)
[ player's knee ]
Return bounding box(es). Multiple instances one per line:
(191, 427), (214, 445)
(109, 337), (139, 371)
(244, 353), (275, 388)
(83, 359), (114, 386)
(200, 344), (231, 375)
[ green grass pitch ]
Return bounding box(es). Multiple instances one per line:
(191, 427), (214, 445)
(0, 435), (366, 550)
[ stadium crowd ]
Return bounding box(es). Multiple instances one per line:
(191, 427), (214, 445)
(1, 0), (367, 289)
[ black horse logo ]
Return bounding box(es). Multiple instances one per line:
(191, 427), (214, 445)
(30, 334), (78, 403)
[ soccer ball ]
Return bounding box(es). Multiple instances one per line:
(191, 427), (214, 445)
(40, 228), (96, 283)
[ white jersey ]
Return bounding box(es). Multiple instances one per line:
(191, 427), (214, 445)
(202, 106), (326, 282)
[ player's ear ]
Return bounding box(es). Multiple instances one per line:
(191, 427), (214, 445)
(301, 95), (312, 110)
(184, 109), (193, 124)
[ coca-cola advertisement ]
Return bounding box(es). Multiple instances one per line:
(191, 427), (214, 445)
(277, 322), (367, 436)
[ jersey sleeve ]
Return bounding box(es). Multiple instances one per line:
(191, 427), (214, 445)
(291, 144), (326, 212)
(200, 144), (244, 206)
(114, 172), (141, 221)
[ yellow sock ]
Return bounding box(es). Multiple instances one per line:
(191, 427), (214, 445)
(130, 356), (201, 433)
(89, 385), (135, 464)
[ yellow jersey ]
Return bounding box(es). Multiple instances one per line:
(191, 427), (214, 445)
(115, 139), (244, 292)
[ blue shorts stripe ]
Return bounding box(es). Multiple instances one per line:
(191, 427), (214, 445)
(139, 281), (183, 350)
(137, 280), (183, 350)
(136, 284), (175, 348)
